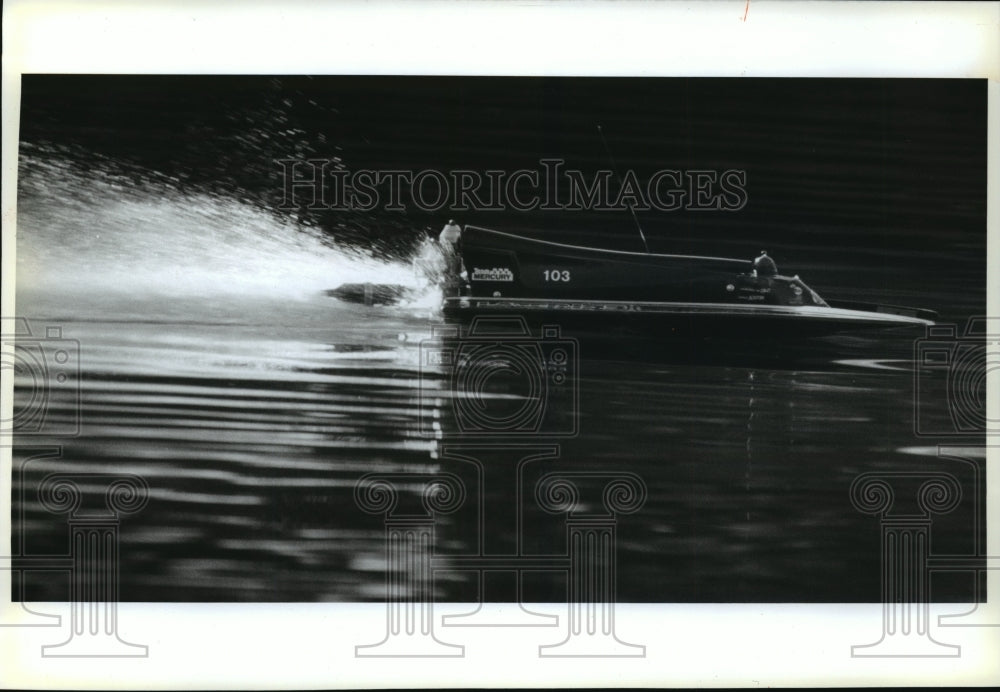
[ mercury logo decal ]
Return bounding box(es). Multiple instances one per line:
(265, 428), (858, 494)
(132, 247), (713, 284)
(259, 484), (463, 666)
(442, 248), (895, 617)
(472, 267), (514, 282)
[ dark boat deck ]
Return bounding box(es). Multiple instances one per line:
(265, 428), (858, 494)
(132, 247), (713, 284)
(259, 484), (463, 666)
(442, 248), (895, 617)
(450, 226), (935, 336)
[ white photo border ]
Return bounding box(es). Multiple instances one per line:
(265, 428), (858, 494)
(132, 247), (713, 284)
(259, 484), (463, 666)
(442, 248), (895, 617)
(2, 0), (998, 688)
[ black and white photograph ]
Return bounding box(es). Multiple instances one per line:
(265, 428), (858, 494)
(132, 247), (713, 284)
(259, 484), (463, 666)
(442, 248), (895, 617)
(2, 2), (998, 688)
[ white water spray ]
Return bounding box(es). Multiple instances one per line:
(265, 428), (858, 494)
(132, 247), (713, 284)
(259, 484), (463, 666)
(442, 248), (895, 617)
(15, 150), (425, 307)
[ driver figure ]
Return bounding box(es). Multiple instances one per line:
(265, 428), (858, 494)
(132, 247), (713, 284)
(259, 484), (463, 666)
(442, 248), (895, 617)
(438, 219), (466, 281)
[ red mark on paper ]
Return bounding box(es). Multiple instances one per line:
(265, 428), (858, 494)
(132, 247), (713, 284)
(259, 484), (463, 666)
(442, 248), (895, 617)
(742, 0), (750, 21)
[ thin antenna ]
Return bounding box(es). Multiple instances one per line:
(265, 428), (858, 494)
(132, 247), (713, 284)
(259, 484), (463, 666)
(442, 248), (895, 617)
(598, 125), (650, 253)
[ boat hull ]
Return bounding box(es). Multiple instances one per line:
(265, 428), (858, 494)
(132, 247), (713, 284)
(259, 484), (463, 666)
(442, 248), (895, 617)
(442, 296), (935, 337)
(460, 225), (836, 312)
(462, 225), (757, 304)
(452, 225), (935, 335)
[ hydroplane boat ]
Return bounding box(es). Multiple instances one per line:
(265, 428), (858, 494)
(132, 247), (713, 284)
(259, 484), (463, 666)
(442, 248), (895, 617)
(327, 224), (936, 337)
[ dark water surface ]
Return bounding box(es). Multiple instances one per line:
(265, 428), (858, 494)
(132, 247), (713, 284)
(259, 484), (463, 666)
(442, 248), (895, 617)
(12, 77), (987, 602)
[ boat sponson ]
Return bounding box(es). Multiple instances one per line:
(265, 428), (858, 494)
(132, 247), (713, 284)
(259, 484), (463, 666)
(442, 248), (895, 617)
(442, 295), (934, 336)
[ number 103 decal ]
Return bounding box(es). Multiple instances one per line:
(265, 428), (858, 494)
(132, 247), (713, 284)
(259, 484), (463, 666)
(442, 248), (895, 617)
(543, 269), (571, 282)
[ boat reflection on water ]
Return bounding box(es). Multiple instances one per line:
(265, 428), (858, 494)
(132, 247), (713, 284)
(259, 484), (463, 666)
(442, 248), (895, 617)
(412, 308), (947, 606)
(11, 287), (978, 604)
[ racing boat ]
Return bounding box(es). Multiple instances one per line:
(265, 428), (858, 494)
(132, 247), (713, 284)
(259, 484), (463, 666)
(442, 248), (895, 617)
(325, 223), (936, 336)
(439, 225), (936, 336)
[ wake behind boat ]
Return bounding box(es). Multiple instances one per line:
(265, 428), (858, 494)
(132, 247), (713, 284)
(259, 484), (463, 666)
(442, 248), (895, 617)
(328, 223), (936, 337)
